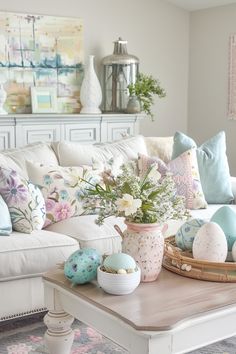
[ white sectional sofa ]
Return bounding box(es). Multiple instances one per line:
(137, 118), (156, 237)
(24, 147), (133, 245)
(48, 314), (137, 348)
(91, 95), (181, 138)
(0, 135), (236, 322)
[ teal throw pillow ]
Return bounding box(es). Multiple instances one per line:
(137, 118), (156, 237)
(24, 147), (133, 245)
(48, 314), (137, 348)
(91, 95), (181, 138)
(0, 195), (12, 236)
(172, 131), (234, 204)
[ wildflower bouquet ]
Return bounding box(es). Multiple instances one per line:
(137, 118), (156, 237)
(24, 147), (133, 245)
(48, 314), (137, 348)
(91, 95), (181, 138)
(82, 162), (189, 225)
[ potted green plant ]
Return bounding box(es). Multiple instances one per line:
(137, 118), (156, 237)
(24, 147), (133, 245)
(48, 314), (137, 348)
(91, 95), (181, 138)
(127, 73), (166, 120)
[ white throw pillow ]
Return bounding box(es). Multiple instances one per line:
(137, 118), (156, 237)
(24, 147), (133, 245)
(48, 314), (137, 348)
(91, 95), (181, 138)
(54, 135), (148, 166)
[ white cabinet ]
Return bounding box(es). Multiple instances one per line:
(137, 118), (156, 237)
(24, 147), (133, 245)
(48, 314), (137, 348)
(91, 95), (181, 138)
(0, 113), (144, 149)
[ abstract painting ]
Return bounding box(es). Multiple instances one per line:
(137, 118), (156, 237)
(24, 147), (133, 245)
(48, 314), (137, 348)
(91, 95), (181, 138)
(0, 12), (84, 113)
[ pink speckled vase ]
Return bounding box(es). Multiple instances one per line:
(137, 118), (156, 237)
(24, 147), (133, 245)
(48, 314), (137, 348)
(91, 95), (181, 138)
(122, 222), (167, 282)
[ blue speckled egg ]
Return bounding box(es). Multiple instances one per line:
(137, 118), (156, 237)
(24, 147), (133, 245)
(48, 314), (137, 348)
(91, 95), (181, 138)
(64, 248), (101, 284)
(211, 206), (236, 251)
(103, 253), (136, 272)
(175, 219), (206, 250)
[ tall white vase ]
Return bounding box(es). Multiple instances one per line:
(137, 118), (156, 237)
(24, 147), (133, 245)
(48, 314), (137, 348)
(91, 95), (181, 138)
(80, 55), (102, 114)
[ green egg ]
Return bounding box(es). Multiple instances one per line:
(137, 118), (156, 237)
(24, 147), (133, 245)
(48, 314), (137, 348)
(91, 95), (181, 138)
(211, 206), (236, 251)
(104, 253), (136, 272)
(64, 248), (101, 285)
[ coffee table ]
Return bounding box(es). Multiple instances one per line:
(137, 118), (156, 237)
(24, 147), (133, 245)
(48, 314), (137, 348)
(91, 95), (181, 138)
(43, 267), (236, 354)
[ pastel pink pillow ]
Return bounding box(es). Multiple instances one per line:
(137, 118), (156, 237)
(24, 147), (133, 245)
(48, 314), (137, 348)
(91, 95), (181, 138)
(138, 149), (207, 210)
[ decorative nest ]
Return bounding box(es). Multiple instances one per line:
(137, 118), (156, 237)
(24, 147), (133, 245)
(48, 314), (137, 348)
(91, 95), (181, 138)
(100, 265), (138, 274)
(163, 236), (236, 282)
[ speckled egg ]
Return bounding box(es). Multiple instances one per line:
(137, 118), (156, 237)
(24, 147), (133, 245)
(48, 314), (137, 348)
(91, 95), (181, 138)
(211, 206), (236, 251)
(232, 241), (236, 262)
(192, 222), (228, 262)
(64, 248), (101, 284)
(103, 253), (136, 272)
(175, 219), (206, 250)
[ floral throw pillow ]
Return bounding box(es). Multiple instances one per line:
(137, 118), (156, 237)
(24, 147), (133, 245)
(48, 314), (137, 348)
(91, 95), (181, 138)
(138, 149), (207, 210)
(26, 161), (101, 227)
(0, 167), (46, 233)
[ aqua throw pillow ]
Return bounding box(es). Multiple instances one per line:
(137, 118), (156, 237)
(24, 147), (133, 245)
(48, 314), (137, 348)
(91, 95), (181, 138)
(172, 131), (234, 204)
(0, 195), (12, 236)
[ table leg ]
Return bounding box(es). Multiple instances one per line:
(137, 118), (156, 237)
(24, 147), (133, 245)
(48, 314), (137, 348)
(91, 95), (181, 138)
(44, 310), (74, 354)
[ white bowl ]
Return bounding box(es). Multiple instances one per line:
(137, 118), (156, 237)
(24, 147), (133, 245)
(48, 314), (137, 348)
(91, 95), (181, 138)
(97, 266), (141, 295)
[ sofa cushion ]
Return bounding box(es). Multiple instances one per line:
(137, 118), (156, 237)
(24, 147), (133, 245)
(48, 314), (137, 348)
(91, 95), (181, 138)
(45, 215), (125, 255)
(53, 135), (148, 166)
(144, 137), (173, 163)
(172, 131), (234, 204)
(1, 142), (58, 178)
(0, 154), (25, 177)
(0, 167), (46, 233)
(0, 230), (79, 281)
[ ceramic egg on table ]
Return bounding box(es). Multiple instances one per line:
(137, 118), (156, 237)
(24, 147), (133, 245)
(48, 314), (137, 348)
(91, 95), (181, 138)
(64, 248), (101, 285)
(192, 222), (228, 262)
(98, 253), (141, 295)
(232, 241), (236, 261)
(175, 218), (205, 251)
(211, 206), (236, 254)
(103, 252), (137, 273)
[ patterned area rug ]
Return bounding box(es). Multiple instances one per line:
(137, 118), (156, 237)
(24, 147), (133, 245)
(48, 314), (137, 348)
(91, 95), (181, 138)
(0, 314), (126, 354)
(0, 313), (235, 353)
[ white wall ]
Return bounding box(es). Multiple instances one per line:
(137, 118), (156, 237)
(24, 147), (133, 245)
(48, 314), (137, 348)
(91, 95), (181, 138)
(189, 4), (236, 174)
(0, 0), (189, 137)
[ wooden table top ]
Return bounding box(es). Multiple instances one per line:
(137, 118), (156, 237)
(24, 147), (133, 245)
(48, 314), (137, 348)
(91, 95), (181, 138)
(43, 267), (236, 331)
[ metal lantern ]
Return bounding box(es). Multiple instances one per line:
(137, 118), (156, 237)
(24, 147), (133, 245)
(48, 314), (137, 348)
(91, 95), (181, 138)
(102, 37), (139, 113)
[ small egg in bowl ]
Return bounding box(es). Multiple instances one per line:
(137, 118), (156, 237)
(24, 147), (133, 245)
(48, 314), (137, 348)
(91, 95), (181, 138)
(97, 253), (141, 295)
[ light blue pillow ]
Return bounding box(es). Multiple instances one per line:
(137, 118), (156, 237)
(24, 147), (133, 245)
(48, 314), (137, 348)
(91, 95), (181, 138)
(0, 195), (12, 236)
(172, 131), (234, 204)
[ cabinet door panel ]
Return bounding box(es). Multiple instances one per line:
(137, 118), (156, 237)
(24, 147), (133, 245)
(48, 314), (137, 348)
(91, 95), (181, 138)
(0, 127), (15, 149)
(64, 124), (100, 143)
(107, 122), (134, 142)
(16, 125), (61, 147)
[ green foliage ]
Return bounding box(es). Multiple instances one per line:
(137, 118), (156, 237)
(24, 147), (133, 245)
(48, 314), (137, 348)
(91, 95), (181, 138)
(127, 73), (166, 120)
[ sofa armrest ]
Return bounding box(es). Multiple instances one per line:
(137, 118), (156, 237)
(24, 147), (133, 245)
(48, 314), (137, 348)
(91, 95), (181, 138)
(231, 177), (236, 204)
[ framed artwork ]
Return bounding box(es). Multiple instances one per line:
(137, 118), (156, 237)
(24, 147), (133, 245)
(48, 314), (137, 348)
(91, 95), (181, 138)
(31, 87), (57, 113)
(0, 12), (84, 114)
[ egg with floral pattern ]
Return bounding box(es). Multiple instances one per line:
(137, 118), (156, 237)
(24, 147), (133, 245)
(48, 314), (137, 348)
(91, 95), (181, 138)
(64, 248), (101, 284)
(175, 219), (206, 250)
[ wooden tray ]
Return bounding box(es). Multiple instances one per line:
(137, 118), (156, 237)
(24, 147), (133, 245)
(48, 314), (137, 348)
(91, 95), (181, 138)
(163, 236), (236, 282)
